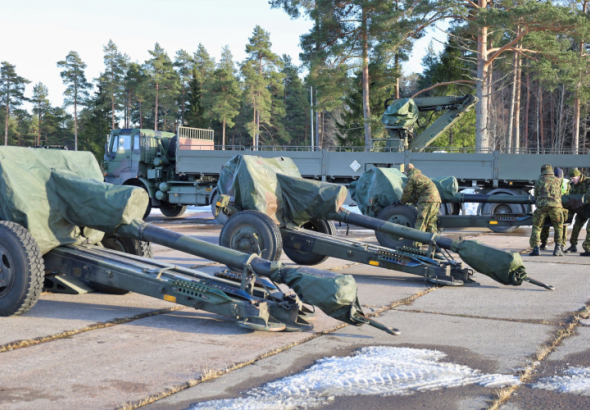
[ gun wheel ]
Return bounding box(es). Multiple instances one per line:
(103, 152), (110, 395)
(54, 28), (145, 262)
(219, 210), (282, 261)
(284, 219), (336, 265)
(375, 205), (416, 249)
(0, 221), (44, 316)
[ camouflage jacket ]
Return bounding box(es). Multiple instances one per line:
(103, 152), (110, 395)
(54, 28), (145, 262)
(570, 175), (589, 196)
(534, 170), (562, 207)
(401, 169), (441, 204)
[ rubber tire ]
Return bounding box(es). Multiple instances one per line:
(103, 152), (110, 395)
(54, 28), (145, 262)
(284, 219), (335, 265)
(375, 204), (417, 249)
(478, 193), (524, 233)
(89, 235), (153, 295)
(0, 221), (44, 316)
(160, 204), (187, 218)
(167, 136), (177, 160)
(210, 191), (229, 225)
(219, 210), (282, 261)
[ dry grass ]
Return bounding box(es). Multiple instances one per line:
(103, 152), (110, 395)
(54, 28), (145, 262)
(487, 303), (589, 410)
(0, 306), (184, 354)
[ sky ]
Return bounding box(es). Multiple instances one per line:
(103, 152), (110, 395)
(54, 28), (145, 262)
(1, 0), (446, 108)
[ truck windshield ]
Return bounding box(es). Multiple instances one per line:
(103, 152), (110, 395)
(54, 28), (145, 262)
(109, 134), (131, 154)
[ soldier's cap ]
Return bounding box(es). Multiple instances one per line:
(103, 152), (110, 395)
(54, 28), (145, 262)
(554, 168), (564, 179)
(407, 163), (415, 170)
(568, 168), (581, 177)
(541, 164), (553, 173)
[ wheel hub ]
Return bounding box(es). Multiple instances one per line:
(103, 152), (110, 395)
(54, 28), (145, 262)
(0, 245), (16, 296)
(387, 215), (412, 241)
(232, 229), (262, 254)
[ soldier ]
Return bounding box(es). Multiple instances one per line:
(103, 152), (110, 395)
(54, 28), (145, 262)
(400, 163), (441, 246)
(564, 168), (590, 255)
(540, 167), (569, 250)
(530, 164), (564, 256)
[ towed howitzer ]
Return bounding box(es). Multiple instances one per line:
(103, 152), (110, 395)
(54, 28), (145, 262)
(0, 147), (397, 335)
(216, 155), (554, 291)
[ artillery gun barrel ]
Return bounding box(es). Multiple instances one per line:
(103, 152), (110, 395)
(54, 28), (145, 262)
(117, 220), (275, 277)
(335, 210), (454, 251)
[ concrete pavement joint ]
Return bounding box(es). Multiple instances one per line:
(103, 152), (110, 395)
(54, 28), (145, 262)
(397, 309), (563, 326)
(486, 303), (590, 410)
(117, 285), (438, 409)
(0, 306), (185, 354)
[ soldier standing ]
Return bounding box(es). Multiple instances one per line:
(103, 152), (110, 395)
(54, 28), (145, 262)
(530, 164), (564, 256)
(540, 167), (569, 250)
(565, 168), (590, 255)
(400, 163), (441, 246)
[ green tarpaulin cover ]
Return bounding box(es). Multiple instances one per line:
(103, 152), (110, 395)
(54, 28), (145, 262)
(218, 155), (347, 228)
(349, 167), (460, 217)
(381, 98), (419, 128)
(0, 147), (147, 255)
(218, 155), (302, 225)
(270, 266), (364, 325)
(276, 174), (348, 227)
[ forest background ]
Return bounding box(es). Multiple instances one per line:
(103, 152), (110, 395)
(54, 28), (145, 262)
(2, 0), (590, 161)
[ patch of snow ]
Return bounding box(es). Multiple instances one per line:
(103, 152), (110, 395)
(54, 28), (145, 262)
(190, 346), (520, 410)
(150, 205), (212, 217)
(532, 367), (590, 395)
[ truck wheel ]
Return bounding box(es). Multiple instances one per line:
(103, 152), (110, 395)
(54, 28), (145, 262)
(160, 204), (187, 218)
(219, 211), (282, 261)
(479, 190), (524, 233)
(0, 221), (44, 316)
(375, 205), (417, 249)
(210, 191), (229, 225)
(89, 235), (153, 295)
(284, 219), (335, 265)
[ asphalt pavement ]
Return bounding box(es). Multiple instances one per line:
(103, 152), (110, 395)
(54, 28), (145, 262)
(1, 212), (588, 410)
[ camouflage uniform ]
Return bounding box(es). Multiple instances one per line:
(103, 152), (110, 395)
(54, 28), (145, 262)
(400, 168), (441, 245)
(569, 174), (590, 249)
(530, 165), (564, 248)
(540, 177), (569, 246)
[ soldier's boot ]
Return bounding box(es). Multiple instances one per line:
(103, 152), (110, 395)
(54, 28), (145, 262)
(553, 244), (564, 257)
(581, 251), (590, 257)
(529, 246), (540, 256)
(564, 245), (577, 253)
(539, 242), (547, 251)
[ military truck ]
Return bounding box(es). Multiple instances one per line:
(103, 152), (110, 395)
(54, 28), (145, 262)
(103, 96), (589, 229)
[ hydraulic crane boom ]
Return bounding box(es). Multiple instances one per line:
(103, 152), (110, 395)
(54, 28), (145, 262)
(381, 94), (478, 152)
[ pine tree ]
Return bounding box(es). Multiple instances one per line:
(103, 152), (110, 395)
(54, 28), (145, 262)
(282, 56), (311, 145)
(241, 26), (285, 147)
(99, 40), (128, 130)
(0, 62), (30, 145)
(30, 83), (50, 146)
(58, 51), (91, 150)
(145, 43), (179, 131)
(202, 46), (241, 147)
(174, 50), (194, 125)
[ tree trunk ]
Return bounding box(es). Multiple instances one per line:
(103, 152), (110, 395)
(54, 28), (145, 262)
(539, 85), (544, 150)
(361, 5), (372, 147)
(154, 83), (159, 131)
(476, 1), (489, 152)
(222, 117), (226, 150)
(572, 1), (587, 154)
(74, 100), (78, 151)
(140, 101), (143, 129)
(4, 92), (9, 145)
(395, 53), (400, 99)
(514, 41), (522, 150)
(507, 49), (518, 153)
(525, 72), (530, 148)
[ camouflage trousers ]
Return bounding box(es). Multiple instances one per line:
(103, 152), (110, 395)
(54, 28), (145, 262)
(569, 213), (589, 247)
(530, 206), (564, 248)
(414, 202), (440, 247)
(540, 209), (568, 245)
